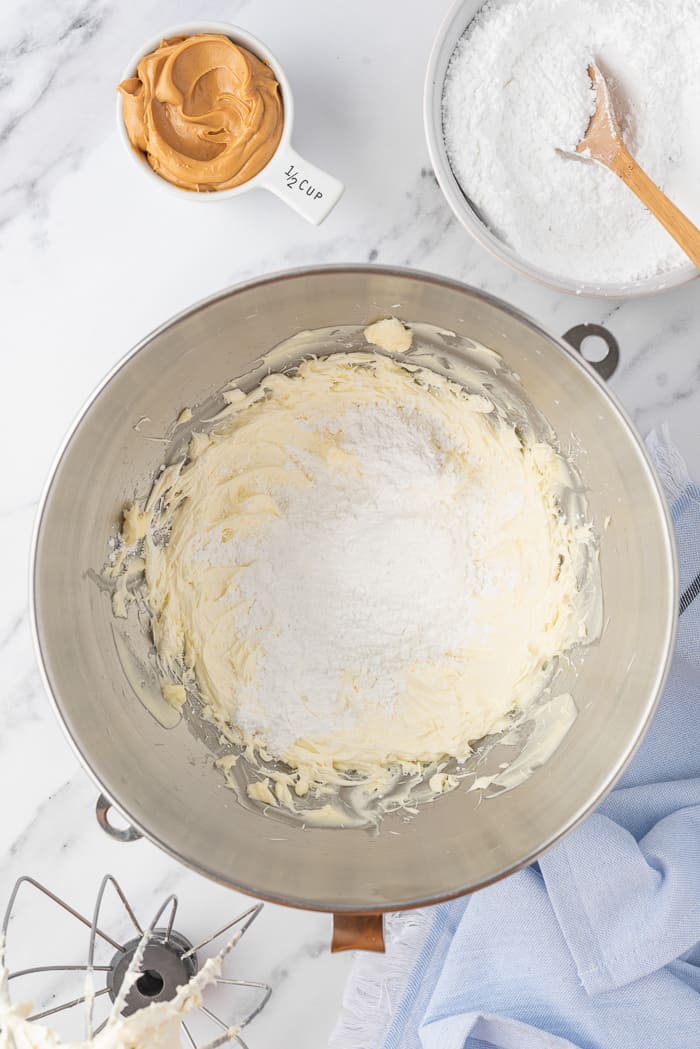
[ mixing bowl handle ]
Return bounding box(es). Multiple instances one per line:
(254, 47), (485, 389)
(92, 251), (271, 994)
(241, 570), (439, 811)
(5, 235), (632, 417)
(96, 794), (143, 843)
(562, 323), (620, 381)
(331, 913), (385, 953)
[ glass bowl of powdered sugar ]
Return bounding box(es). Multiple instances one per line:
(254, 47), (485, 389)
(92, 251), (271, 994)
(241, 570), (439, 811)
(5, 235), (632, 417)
(425, 0), (700, 297)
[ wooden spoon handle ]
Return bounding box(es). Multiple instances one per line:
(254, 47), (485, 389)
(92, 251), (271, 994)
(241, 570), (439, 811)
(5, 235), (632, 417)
(610, 147), (700, 269)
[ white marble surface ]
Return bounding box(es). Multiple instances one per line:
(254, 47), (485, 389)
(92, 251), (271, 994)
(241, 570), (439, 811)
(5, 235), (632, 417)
(0, 0), (698, 1046)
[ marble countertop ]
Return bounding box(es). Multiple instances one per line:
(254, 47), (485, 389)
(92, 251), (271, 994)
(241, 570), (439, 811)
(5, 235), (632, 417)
(1, 0), (698, 1046)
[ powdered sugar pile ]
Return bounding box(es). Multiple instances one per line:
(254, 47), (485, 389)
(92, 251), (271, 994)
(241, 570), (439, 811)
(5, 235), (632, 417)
(442, 0), (700, 285)
(195, 402), (517, 756)
(132, 348), (594, 811)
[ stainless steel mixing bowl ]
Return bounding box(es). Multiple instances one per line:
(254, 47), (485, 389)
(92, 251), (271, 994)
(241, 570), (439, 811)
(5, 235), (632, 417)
(32, 266), (676, 920)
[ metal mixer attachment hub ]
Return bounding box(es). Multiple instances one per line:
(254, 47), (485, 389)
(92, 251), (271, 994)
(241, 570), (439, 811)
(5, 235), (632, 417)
(106, 929), (197, 1016)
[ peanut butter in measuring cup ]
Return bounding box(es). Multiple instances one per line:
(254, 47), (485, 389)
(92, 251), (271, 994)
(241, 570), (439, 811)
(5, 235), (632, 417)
(116, 22), (344, 224)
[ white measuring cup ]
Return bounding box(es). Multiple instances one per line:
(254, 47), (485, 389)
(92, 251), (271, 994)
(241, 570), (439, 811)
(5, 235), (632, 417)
(116, 21), (344, 225)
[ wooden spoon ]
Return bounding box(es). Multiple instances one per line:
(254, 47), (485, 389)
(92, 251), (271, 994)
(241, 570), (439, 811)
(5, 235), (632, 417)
(576, 63), (700, 269)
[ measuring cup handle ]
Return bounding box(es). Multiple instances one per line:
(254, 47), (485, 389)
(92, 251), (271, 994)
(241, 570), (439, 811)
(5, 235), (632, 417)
(260, 144), (344, 225)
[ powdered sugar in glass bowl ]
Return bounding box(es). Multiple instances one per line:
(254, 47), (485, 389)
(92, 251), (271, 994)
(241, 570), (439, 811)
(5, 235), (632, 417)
(425, 0), (700, 297)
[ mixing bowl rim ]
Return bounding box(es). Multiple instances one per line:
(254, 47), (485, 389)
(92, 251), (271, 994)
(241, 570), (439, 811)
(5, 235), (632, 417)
(30, 264), (679, 912)
(423, 0), (699, 300)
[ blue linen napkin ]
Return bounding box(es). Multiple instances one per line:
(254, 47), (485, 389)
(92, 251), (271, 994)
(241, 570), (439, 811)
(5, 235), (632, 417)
(331, 428), (700, 1049)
